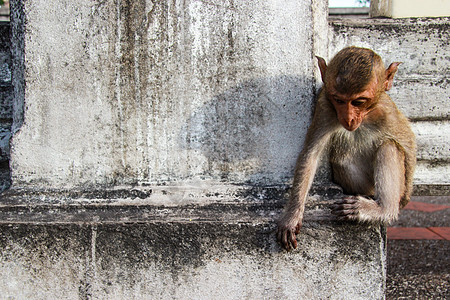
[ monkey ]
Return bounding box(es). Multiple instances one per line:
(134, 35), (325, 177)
(277, 46), (416, 251)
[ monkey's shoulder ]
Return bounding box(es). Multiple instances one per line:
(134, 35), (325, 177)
(367, 96), (413, 132)
(378, 96), (415, 144)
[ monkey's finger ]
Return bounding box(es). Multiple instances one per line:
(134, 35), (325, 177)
(331, 209), (348, 216)
(331, 209), (344, 216)
(330, 203), (357, 211)
(340, 203), (358, 210)
(334, 199), (358, 205)
(289, 231), (298, 249)
(337, 215), (354, 221)
(330, 205), (341, 214)
(277, 229), (288, 249)
(295, 223), (302, 235)
(330, 205), (347, 214)
(281, 230), (290, 251)
(331, 207), (357, 216)
(341, 209), (357, 215)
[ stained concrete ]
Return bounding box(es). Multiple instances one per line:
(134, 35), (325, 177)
(10, 0), (318, 188)
(2, 0), (449, 299)
(3, 1), (389, 298)
(0, 185), (386, 299)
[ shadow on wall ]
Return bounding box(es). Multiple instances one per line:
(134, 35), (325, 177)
(0, 1), (25, 192)
(178, 75), (316, 185)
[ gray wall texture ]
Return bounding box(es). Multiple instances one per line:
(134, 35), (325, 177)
(0, 0), (448, 299)
(10, 0), (322, 188)
(2, 7), (448, 191)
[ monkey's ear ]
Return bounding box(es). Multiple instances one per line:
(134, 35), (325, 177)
(385, 62), (402, 91)
(316, 56), (327, 83)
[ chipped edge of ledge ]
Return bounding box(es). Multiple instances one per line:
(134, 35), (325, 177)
(0, 183), (343, 225)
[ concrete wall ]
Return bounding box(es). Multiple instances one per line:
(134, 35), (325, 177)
(0, 0), (449, 298)
(10, 0), (323, 189)
(0, 0), (390, 299)
(3, 6), (448, 192)
(0, 186), (386, 300)
(3, 4), (449, 192)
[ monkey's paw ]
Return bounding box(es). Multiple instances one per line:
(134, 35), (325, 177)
(276, 221), (302, 251)
(330, 196), (361, 221)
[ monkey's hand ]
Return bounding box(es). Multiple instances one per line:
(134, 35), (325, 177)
(330, 196), (377, 222)
(276, 218), (302, 251)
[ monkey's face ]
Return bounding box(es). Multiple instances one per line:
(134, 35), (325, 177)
(327, 78), (378, 131)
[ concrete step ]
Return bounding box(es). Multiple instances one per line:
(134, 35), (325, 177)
(0, 185), (386, 299)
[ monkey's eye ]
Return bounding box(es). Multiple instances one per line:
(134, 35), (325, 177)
(334, 98), (345, 104)
(351, 100), (366, 107)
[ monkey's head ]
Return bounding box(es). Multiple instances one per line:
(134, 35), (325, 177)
(317, 47), (401, 131)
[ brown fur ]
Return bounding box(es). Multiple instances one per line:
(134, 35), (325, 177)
(325, 47), (384, 95)
(277, 47), (416, 251)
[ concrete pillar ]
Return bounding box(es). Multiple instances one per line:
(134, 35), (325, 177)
(1, 1), (386, 298)
(10, 0), (324, 188)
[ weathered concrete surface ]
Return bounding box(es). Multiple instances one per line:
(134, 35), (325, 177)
(10, 0), (318, 188)
(5, 1), (449, 299)
(0, 185), (386, 300)
(7, 5), (449, 189)
(328, 17), (450, 188)
(3, 1), (390, 298)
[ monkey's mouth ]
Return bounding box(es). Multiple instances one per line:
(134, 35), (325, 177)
(342, 123), (360, 132)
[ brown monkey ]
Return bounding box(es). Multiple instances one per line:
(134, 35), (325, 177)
(277, 46), (416, 251)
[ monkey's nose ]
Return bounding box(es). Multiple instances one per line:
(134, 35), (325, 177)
(343, 119), (358, 131)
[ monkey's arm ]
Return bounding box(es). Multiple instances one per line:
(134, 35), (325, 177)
(276, 117), (334, 250)
(332, 141), (405, 223)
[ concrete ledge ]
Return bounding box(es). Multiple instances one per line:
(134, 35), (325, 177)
(0, 185), (339, 224)
(0, 185), (386, 299)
